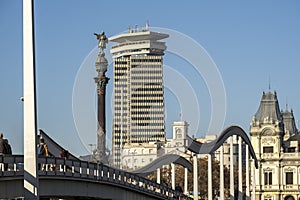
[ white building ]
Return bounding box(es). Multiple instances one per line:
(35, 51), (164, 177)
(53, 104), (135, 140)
(250, 91), (300, 200)
(122, 142), (159, 170)
(121, 120), (243, 170)
(109, 27), (169, 167)
(121, 121), (189, 170)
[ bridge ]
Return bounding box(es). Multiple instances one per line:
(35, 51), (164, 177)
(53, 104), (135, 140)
(0, 125), (259, 200)
(0, 155), (191, 200)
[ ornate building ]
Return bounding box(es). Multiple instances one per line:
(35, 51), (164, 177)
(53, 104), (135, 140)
(250, 91), (300, 200)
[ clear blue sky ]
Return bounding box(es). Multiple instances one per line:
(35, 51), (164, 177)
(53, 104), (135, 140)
(1, 1), (300, 155)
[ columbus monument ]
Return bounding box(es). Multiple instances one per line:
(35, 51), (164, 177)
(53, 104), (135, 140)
(94, 32), (109, 163)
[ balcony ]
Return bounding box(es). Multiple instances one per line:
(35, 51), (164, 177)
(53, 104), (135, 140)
(281, 152), (300, 159)
(282, 184), (298, 190)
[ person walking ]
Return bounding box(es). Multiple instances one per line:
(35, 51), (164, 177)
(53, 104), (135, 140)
(0, 133), (4, 171)
(37, 138), (49, 170)
(38, 138), (49, 157)
(0, 133), (4, 155)
(0, 132), (12, 170)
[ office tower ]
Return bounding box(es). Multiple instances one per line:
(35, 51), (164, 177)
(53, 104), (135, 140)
(109, 27), (169, 167)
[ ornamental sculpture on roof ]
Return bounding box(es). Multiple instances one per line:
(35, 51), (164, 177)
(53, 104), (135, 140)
(94, 32), (108, 50)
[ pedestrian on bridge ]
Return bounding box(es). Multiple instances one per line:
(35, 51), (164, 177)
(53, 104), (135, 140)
(0, 132), (12, 171)
(38, 138), (50, 170)
(0, 133), (4, 171)
(0, 133), (4, 156)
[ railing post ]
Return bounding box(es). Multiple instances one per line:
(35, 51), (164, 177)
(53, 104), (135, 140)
(220, 145), (224, 200)
(193, 154), (198, 200)
(238, 136), (243, 200)
(208, 153), (212, 200)
(230, 136), (234, 200)
(251, 160), (256, 200)
(171, 163), (175, 190)
(246, 144), (250, 200)
(157, 168), (161, 184)
(184, 167), (188, 195)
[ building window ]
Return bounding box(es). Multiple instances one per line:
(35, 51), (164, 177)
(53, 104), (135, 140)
(286, 172), (293, 184)
(287, 147), (296, 153)
(263, 146), (274, 153)
(264, 171), (272, 185)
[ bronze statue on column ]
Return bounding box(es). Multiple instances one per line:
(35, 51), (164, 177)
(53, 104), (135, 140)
(94, 32), (109, 163)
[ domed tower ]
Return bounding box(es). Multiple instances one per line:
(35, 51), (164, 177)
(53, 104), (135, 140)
(281, 108), (298, 141)
(250, 91), (284, 200)
(250, 91), (284, 158)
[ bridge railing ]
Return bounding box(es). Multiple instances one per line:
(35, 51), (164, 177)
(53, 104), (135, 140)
(0, 155), (191, 200)
(0, 155), (24, 177)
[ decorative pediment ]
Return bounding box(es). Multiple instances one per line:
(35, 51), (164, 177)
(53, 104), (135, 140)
(262, 137), (276, 145)
(263, 167), (273, 172)
(284, 167), (295, 172)
(262, 129), (273, 136)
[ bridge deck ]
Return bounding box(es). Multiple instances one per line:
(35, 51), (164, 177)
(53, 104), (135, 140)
(0, 155), (191, 200)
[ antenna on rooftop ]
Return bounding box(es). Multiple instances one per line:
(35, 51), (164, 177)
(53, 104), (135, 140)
(146, 20), (149, 31)
(128, 25), (131, 33)
(268, 76), (271, 91)
(286, 96), (288, 111)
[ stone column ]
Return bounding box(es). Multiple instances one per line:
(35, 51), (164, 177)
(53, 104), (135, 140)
(171, 163), (175, 190)
(230, 136), (234, 200)
(238, 136), (243, 200)
(246, 144), (250, 200)
(94, 41), (109, 163)
(157, 168), (161, 184)
(193, 154), (198, 200)
(220, 145), (224, 200)
(275, 162), (280, 188)
(23, 0), (38, 198)
(208, 153), (213, 200)
(184, 167), (188, 194)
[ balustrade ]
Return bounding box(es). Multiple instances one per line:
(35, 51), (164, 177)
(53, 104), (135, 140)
(0, 155), (191, 200)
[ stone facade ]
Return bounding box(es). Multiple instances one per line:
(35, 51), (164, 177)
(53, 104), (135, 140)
(250, 91), (300, 200)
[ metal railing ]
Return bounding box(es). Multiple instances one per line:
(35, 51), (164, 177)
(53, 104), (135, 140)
(0, 155), (191, 200)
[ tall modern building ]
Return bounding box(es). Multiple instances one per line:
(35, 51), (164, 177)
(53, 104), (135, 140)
(109, 27), (169, 167)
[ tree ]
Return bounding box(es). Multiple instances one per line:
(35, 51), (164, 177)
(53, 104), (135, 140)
(146, 155), (244, 199)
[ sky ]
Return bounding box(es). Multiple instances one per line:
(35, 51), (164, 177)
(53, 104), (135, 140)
(0, 1), (300, 156)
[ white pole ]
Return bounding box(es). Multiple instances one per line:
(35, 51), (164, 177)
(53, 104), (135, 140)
(157, 168), (161, 184)
(252, 160), (256, 200)
(230, 136), (234, 200)
(220, 145), (224, 200)
(184, 167), (188, 194)
(171, 163), (175, 190)
(246, 145), (250, 200)
(23, 0), (38, 198)
(238, 136), (243, 200)
(208, 154), (212, 200)
(193, 154), (198, 200)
